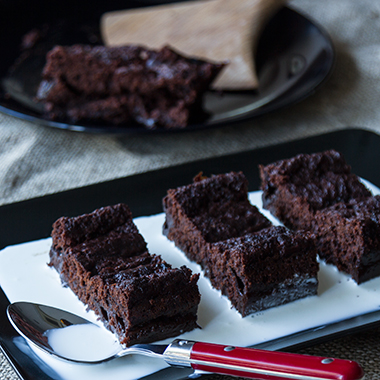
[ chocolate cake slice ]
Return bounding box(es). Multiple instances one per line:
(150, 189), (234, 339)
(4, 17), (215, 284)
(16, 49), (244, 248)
(163, 172), (272, 274)
(259, 150), (380, 284)
(314, 195), (380, 283)
(163, 172), (318, 316)
(209, 226), (318, 315)
(49, 203), (200, 346)
(259, 150), (371, 231)
(36, 44), (225, 129)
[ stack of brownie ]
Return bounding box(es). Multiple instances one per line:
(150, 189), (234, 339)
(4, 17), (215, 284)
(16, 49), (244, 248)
(163, 172), (319, 316)
(260, 149), (380, 284)
(49, 203), (200, 346)
(36, 44), (225, 129)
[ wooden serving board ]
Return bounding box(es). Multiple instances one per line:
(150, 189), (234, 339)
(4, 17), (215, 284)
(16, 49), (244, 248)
(101, 0), (286, 90)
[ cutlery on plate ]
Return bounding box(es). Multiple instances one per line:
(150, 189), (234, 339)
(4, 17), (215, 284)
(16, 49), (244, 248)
(7, 302), (364, 380)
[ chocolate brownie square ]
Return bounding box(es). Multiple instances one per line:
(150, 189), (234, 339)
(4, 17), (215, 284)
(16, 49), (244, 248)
(163, 172), (272, 273)
(163, 172), (318, 315)
(49, 203), (200, 346)
(315, 195), (380, 283)
(209, 226), (318, 315)
(260, 150), (380, 283)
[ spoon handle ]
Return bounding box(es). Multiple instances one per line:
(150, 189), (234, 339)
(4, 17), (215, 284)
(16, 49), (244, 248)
(164, 340), (364, 380)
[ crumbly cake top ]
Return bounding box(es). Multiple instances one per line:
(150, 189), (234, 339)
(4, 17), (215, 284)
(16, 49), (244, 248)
(260, 150), (371, 210)
(317, 194), (380, 221)
(91, 252), (193, 287)
(212, 226), (314, 261)
(212, 226), (318, 284)
(38, 44), (225, 103)
(51, 203), (147, 255)
(167, 172), (271, 242)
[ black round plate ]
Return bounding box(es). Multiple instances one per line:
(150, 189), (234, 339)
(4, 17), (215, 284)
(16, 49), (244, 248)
(0, 0), (334, 134)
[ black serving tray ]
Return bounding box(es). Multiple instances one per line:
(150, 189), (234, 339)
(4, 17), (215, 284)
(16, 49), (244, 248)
(1, 128), (380, 380)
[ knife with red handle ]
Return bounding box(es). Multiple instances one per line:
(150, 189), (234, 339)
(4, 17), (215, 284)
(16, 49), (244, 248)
(163, 340), (364, 380)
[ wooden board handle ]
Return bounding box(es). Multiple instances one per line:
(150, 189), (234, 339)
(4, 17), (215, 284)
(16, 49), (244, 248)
(101, 0), (286, 90)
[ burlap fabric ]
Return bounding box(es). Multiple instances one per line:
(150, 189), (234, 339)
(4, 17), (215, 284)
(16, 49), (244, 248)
(1, 0), (380, 378)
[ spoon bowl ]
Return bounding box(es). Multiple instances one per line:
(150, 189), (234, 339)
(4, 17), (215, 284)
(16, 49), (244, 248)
(7, 302), (168, 364)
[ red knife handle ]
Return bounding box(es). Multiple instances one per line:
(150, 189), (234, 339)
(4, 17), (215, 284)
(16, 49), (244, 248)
(189, 342), (364, 380)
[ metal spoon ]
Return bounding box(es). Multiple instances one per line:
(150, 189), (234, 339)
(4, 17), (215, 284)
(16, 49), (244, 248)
(7, 301), (364, 380)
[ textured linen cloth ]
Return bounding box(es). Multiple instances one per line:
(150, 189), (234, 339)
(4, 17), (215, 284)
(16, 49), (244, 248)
(1, 0), (380, 378)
